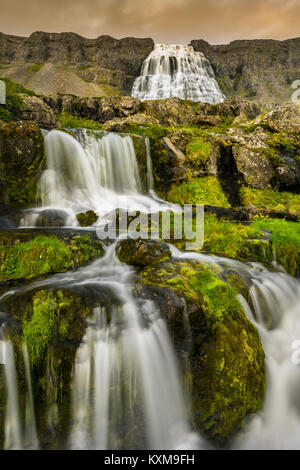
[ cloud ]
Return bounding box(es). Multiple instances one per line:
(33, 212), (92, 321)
(0, 0), (299, 44)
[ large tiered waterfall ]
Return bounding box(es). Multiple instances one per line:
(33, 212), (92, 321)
(132, 44), (224, 103)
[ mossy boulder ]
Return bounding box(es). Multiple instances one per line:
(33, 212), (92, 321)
(0, 120), (45, 206)
(138, 258), (266, 442)
(76, 210), (98, 227)
(0, 233), (104, 282)
(116, 238), (171, 267)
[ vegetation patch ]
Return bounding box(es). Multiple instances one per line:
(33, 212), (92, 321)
(0, 77), (35, 122)
(240, 187), (300, 217)
(253, 218), (300, 276)
(167, 177), (231, 207)
(57, 111), (104, 130)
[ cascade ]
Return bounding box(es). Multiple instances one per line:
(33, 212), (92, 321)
(132, 44), (224, 103)
(21, 129), (168, 227)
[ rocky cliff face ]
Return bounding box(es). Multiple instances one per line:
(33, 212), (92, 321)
(190, 38), (300, 105)
(0, 32), (154, 95)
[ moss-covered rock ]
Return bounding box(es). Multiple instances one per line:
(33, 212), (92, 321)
(116, 238), (171, 267)
(138, 258), (265, 442)
(0, 233), (103, 281)
(76, 210), (98, 227)
(0, 120), (45, 206)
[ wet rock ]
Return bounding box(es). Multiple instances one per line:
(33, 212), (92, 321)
(116, 238), (171, 267)
(36, 209), (68, 227)
(76, 210), (98, 227)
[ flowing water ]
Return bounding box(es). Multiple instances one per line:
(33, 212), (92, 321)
(1, 126), (300, 449)
(132, 44), (224, 103)
(21, 129), (169, 228)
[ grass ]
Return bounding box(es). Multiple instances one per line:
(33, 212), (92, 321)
(253, 218), (300, 276)
(240, 187), (300, 217)
(57, 111), (104, 130)
(0, 77), (36, 122)
(167, 176), (230, 207)
(202, 214), (263, 260)
(186, 138), (212, 167)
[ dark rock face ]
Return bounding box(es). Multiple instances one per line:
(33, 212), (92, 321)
(191, 38), (300, 104)
(0, 121), (44, 206)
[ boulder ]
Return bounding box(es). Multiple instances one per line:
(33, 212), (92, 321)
(266, 103), (300, 133)
(19, 95), (60, 129)
(104, 113), (159, 132)
(76, 210), (98, 227)
(143, 98), (197, 127)
(115, 238), (171, 267)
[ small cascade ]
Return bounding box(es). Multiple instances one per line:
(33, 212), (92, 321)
(132, 44), (224, 103)
(0, 337), (38, 450)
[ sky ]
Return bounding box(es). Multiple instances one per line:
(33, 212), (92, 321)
(0, 0), (299, 44)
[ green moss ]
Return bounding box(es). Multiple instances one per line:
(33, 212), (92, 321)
(23, 291), (58, 368)
(240, 187), (300, 216)
(0, 234), (103, 281)
(27, 64), (43, 74)
(253, 218), (300, 276)
(186, 139), (212, 168)
(167, 177), (231, 207)
(0, 77), (36, 122)
(202, 214), (267, 261)
(57, 111), (104, 130)
(76, 210), (98, 227)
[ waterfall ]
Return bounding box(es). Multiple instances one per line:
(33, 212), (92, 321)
(21, 129), (169, 227)
(132, 44), (224, 103)
(0, 337), (38, 450)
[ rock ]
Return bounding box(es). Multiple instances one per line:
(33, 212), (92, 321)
(0, 120), (44, 206)
(143, 98), (197, 127)
(266, 103), (300, 133)
(115, 238), (171, 267)
(19, 95), (60, 129)
(162, 137), (187, 180)
(139, 258), (265, 442)
(97, 95), (141, 123)
(76, 210), (99, 227)
(36, 209), (69, 227)
(232, 145), (276, 189)
(215, 96), (261, 120)
(194, 114), (223, 127)
(104, 113), (159, 132)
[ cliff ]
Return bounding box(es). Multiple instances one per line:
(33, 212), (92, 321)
(190, 38), (300, 105)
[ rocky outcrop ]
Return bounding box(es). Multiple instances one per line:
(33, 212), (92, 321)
(137, 257), (266, 442)
(116, 238), (171, 267)
(266, 103), (300, 133)
(19, 94), (59, 129)
(191, 37), (300, 104)
(0, 120), (44, 206)
(0, 32), (154, 76)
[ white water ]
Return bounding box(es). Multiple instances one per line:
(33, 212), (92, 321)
(0, 339), (38, 449)
(132, 44), (224, 103)
(21, 129), (171, 227)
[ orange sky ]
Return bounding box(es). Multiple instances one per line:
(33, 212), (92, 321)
(0, 0), (299, 44)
